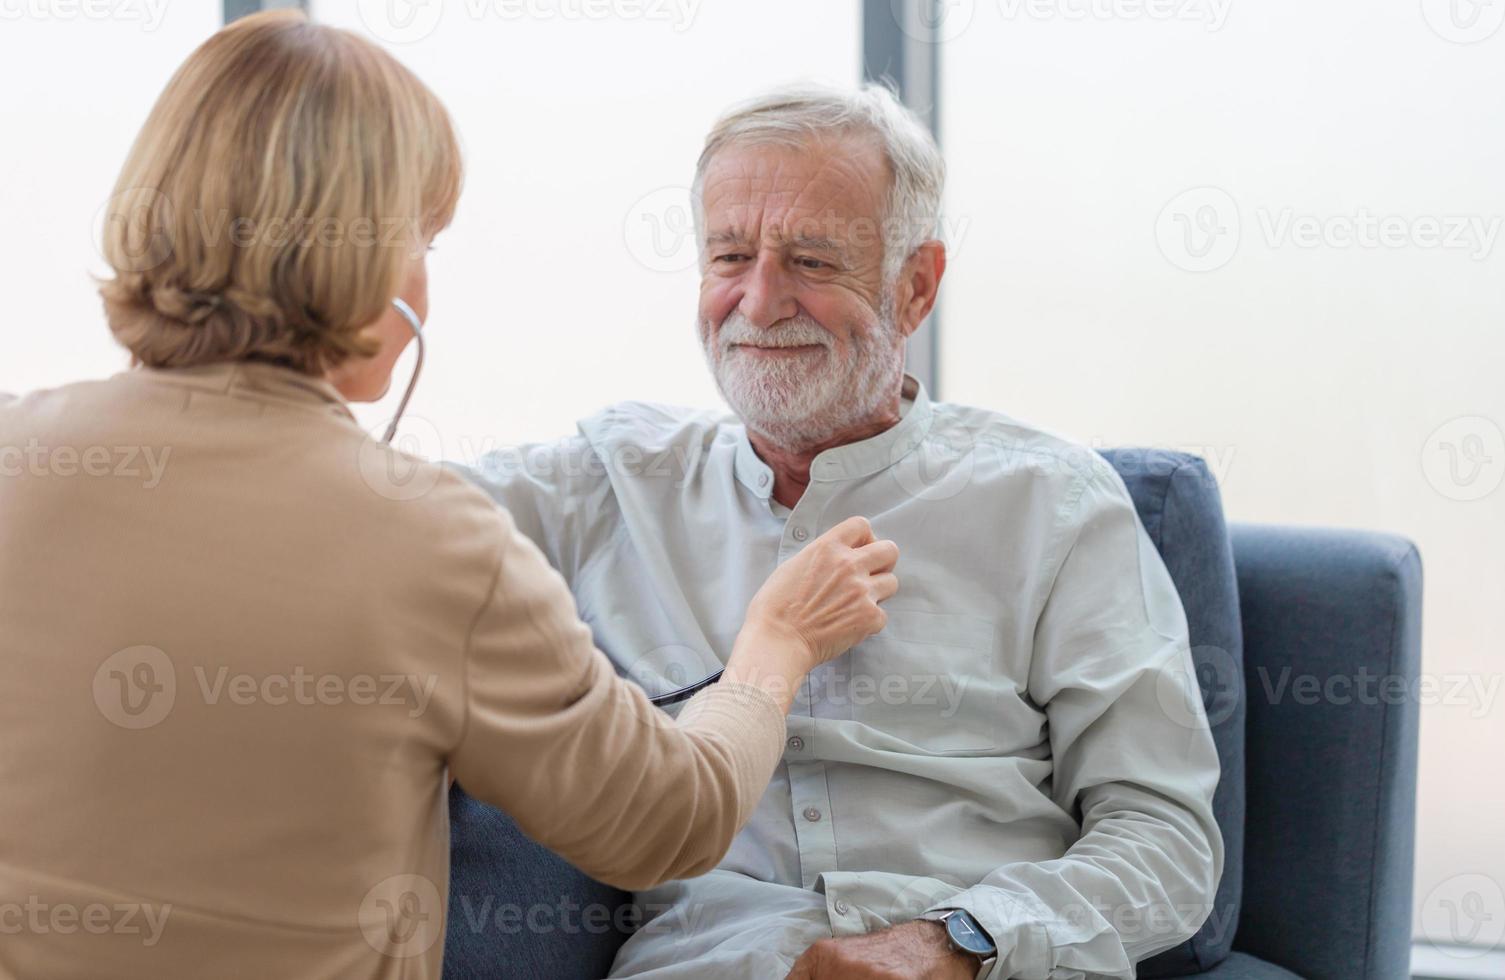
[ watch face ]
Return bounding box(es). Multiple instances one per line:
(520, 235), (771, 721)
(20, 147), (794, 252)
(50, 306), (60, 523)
(945, 910), (996, 957)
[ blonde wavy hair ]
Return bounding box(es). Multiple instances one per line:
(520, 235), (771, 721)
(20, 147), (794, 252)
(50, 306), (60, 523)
(99, 10), (463, 374)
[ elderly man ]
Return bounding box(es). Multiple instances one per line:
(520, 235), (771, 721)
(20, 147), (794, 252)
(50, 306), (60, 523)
(465, 85), (1222, 979)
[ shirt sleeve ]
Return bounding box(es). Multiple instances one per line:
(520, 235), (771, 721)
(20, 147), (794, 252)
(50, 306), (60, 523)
(447, 505), (789, 891)
(926, 467), (1224, 980)
(452, 433), (611, 582)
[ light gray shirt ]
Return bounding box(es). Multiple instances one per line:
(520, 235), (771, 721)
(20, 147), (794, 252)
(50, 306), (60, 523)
(463, 377), (1223, 979)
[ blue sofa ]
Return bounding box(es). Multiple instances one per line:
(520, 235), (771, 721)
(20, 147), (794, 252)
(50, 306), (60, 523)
(445, 449), (1423, 979)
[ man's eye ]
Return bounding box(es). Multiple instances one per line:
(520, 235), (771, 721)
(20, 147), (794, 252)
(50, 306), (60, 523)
(795, 257), (830, 270)
(713, 253), (750, 264)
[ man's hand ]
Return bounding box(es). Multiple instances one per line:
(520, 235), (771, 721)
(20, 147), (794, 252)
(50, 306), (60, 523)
(784, 920), (980, 980)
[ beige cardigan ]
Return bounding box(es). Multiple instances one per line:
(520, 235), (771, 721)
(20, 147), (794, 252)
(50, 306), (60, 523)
(0, 363), (784, 979)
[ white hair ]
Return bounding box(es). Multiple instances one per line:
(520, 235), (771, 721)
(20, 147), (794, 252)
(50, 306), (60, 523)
(691, 82), (946, 284)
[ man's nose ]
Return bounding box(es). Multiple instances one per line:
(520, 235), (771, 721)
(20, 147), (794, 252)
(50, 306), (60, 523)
(737, 253), (799, 329)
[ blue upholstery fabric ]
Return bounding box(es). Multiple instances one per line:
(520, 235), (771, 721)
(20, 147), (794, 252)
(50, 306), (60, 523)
(1192, 951), (1303, 979)
(1097, 450), (1245, 976)
(1225, 525), (1422, 980)
(444, 784), (629, 980)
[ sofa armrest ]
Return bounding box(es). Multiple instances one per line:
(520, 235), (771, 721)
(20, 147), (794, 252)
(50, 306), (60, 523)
(1230, 524), (1422, 980)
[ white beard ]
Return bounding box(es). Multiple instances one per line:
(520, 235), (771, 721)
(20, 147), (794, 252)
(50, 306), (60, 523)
(701, 301), (905, 452)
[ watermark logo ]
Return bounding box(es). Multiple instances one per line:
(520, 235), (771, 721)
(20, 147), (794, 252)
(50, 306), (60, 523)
(1422, 416), (1504, 502)
(93, 645), (176, 730)
(95, 187), (175, 274)
(358, 0), (701, 44)
(358, 414), (446, 502)
(889, 426), (977, 502)
(893, 0), (977, 43)
(0, 439), (171, 489)
(360, 874), (444, 958)
(0, 0), (168, 30)
(1156, 645), (1240, 730)
(1156, 187), (1240, 273)
(998, 0), (1232, 31)
(1155, 644), (1240, 728)
(1253, 667), (1501, 719)
(883, 874), (968, 925)
(625, 644), (726, 705)
(195, 667), (439, 718)
(1159, 188), (1502, 270)
(0, 897), (172, 945)
(1256, 209), (1500, 259)
(624, 186), (698, 273)
(1420, 873), (1505, 954)
(1421, 0), (1505, 44)
(358, 0), (446, 43)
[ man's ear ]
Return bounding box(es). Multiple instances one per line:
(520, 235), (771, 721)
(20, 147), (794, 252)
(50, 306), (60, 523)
(896, 240), (947, 338)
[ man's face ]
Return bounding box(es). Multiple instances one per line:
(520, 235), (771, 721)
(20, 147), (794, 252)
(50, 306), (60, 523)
(697, 135), (907, 450)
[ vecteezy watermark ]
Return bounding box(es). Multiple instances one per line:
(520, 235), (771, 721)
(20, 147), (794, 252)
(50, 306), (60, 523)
(1155, 187), (1241, 273)
(1056, 896), (1230, 946)
(1254, 208), (1501, 260)
(93, 646), (177, 730)
(97, 193), (435, 277)
(357, 0), (702, 44)
(358, 414), (447, 502)
(0, 897), (172, 946)
(360, 874), (444, 959)
(92, 646), (442, 730)
(450, 894), (711, 936)
(1420, 873), (1505, 955)
(1086, 439), (1237, 490)
(1157, 186), (1503, 271)
(624, 184), (974, 275)
(998, 0), (1232, 31)
(0, 0), (168, 30)
(1421, 0), (1505, 44)
(194, 667), (439, 719)
(892, 0), (977, 43)
(0, 439), (170, 489)
(624, 186), (699, 273)
(1156, 645), (1242, 730)
(1421, 416), (1504, 502)
(1253, 666), (1502, 719)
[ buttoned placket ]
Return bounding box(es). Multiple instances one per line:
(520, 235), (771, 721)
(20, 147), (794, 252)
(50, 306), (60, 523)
(777, 461), (842, 890)
(728, 375), (935, 894)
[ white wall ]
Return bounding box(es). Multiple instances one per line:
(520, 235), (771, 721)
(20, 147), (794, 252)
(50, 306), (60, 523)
(0, 0), (860, 459)
(0, 2), (223, 394)
(310, 0), (863, 464)
(940, 0), (1505, 952)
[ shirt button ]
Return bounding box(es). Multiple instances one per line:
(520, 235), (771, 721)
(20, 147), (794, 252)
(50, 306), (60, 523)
(787, 736), (804, 751)
(758, 473), (769, 487)
(792, 526), (809, 541)
(834, 900), (850, 915)
(802, 807), (822, 822)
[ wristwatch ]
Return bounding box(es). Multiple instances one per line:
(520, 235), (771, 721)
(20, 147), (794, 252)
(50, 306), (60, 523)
(934, 908), (997, 977)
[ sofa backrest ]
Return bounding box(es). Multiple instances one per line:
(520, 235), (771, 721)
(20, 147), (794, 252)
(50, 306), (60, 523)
(1098, 449), (1246, 976)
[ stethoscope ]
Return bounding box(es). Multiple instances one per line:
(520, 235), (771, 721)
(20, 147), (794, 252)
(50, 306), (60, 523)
(646, 668), (725, 707)
(379, 296), (720, 708)
(381, 297), (425, 445)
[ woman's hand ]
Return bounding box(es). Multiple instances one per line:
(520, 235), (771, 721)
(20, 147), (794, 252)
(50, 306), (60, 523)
(723, 516), (899, 707)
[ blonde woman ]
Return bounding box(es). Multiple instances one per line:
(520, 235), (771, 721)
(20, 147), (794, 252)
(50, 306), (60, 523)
(0, 11), (898, 978)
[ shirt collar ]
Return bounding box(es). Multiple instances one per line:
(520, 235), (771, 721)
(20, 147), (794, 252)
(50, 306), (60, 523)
(734, 374), (934, 498)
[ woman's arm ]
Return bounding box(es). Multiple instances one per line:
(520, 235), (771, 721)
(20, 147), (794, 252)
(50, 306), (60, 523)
(447, 509), (894, 891)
